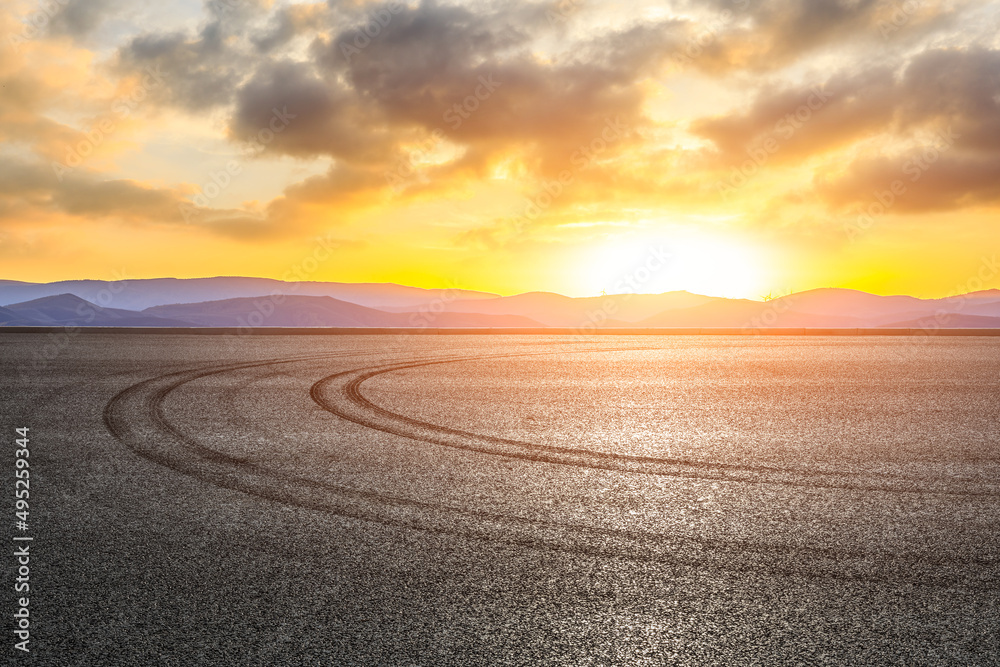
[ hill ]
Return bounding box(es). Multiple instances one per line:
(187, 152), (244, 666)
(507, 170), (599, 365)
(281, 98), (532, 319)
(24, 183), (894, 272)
(144, 296), (542, 328)
(380, 291), (715, 327)
(3, 281), (1000, 329)
(4, 294), (191, 327)
(0, 277), (499, 311)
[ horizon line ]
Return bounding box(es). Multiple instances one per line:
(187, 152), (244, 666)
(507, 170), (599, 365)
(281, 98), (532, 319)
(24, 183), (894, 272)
(2, 276), (999, 303)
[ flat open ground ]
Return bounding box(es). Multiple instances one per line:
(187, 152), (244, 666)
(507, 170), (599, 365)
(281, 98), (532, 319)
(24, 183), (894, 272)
(2, 334), (999, 665)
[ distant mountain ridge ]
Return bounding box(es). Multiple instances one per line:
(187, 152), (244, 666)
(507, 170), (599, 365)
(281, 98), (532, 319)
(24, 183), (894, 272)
(144, 295), (541, 328)
(4, 294), (190, 327)
(377, 291), (717, 326)
(0, 293), (542, 329)
(0, 305), (38, 326)
(1, 279), (999, 329)
(0, 277), (499, 312)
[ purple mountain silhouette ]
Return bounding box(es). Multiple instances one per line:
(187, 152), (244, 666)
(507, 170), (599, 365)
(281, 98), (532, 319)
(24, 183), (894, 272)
(0, 277), (498, 312)
(2, 281), (999, 328)
(4, 294), (190, 327)
(143, 295), (541, 328)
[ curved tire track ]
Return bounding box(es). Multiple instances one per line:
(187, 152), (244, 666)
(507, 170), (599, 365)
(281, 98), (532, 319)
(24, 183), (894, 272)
(102, 350), (999, 586)
(311, 354), (1000, 498)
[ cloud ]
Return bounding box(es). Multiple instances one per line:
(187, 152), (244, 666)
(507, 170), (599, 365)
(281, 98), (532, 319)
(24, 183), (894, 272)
(0, 17), (114, 162)
(114, 19), (245, 112)
(0, 155), (295, 239)
(6, 0), (999, 280)
(817, 152), (1000, 213)
(47, 0), (122, 38)
(897, 47), (1000, 153)
(692, 66), (899, 164)
(227, 59), (392, 162)
(219, 0), (669, 208)
(282, 162), (389, 205)
(810, 47), (1000, 213)
(252, 2), (330, 52)
(688, 41), (1000, 215)
(673, 0), (966, 73)
(317, 2), (659, 174)
(53, 178), (185, 220)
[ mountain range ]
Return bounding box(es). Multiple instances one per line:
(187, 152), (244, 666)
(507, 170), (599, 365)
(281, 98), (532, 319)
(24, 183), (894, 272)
(0, 278), (496, 312)
(1, 277), (999, 329)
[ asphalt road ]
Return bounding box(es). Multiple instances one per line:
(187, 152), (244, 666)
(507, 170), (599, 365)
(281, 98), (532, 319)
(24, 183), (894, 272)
(1, 334), (999, 665)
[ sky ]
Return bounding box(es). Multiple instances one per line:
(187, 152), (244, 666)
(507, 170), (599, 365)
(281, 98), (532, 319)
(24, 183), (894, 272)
(1, 0), (999, 299)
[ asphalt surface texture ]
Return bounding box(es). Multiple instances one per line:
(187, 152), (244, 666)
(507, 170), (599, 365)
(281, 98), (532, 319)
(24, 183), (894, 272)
(1, 333), (999, 666)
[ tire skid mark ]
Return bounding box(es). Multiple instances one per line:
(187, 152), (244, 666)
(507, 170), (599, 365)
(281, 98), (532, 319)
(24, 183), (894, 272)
(311, 354), (1000, 498)
(101, 349), (1000, 587)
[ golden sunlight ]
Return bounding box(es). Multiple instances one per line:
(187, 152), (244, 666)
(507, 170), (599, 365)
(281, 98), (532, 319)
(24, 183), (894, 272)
(581, 234), (767, 299)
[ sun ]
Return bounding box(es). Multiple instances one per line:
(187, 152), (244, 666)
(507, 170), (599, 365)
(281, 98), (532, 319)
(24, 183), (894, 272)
(580, 233), (769, 299)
